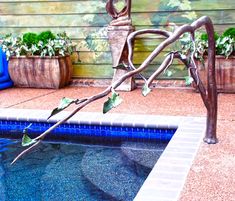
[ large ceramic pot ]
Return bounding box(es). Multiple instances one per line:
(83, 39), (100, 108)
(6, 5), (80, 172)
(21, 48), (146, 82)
(195, 56), (235, 93)
(8, 55), (73, 89)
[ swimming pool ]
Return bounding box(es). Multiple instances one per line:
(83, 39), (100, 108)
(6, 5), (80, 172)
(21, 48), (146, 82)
(0, 138), (169, 201)
(0, 108), (206, 201)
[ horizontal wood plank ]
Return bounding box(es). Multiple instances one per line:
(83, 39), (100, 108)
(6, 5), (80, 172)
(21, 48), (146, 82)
(0, 10), (234, 27)
(0, 0), (234, 14)
(0, 24), (232, 40)
(72, 63), (187, 79)
(72, 64), (113, 79)
(77, 51), (185, 65)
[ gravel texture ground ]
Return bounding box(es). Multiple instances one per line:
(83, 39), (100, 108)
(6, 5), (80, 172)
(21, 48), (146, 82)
(0, 86), (234, 201)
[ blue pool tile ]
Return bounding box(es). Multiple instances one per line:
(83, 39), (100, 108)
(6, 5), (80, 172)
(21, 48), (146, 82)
(0, 120), (176, 142)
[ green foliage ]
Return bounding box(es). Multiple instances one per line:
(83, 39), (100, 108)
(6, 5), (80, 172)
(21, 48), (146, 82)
(200, 32), (219, 41)
(37, 31), (55, 44)
(23, 33), (39, 47)
(0, 31), (76, 60)
(200, 33), (207, 41)
(184, 76), (194, 86)
(142, 84), (151, 97)
(47, 97), (76, 120)
(180, 27), (235, 59)
(113, 63), (127, 69)
(180, 28), (234, 86)
(165, 70), (173, 77)
(103, 92), (123, 114)
(22, 134), (37, 147)
(22, 123), (37, 147)
(222, 28), (235, 39)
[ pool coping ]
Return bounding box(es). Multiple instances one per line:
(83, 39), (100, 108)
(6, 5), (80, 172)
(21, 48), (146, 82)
(0, 108), (205, 201)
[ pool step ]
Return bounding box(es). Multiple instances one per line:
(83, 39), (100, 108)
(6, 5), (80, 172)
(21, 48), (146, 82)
(40, 144), (112, 201)
(121, 142), (167, 169)
(41, 144), (96, 201)
(41, 155), (90, 200)
(81, 147), (150, 201)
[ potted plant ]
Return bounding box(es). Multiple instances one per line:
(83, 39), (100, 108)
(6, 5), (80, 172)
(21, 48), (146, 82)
(181, 27), (235, 93)
(0, 31), (76, 89)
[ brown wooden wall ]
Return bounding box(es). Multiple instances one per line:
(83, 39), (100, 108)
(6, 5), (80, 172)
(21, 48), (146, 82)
(0, 0), (234, 79)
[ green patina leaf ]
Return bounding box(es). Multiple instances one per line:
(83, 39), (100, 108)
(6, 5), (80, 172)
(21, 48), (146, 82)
(57, 97), (75, 109)
(23, 123), (33, 134)
(47, 97), (76, 120)
(112, 63), (127, 70)
(184, 76), (194, 86)
(142, 84), (151, 97)
(111, 92), (123, 107)
(103, 97), (113, 114)
(22, 134), (37, 147)
(103, 92), (123, 114)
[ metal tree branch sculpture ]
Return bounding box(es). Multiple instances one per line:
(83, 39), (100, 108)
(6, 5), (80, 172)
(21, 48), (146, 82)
(11, 16), (218, 165)
(126, 16), (217, 144)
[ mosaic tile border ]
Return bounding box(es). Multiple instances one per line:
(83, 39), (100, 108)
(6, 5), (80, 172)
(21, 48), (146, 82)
(0, 108), (205, 201)
(0, 120), (175, 142)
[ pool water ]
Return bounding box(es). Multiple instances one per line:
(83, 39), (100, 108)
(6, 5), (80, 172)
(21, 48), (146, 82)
(0, 138), (168, 201)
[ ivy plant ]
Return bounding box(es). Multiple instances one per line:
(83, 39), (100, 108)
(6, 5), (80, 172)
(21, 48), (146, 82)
(180, 27), (235, 60)
(0, 31), (76, 60)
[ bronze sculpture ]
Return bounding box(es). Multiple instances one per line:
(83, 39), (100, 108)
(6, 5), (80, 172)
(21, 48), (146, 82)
(11, 3), (218, 164)
(106, 1), (217, 143)
(126, 17), (218, 143)
(106, 0), (132, 26)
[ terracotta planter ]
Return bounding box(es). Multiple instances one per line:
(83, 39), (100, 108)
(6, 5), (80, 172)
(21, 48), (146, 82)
(195, 56), (235, 93)
(8, 55), (73, 89)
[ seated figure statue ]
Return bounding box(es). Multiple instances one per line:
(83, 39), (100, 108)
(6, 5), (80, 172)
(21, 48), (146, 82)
(106, 0), (132, 27)
(106, 0), (135, 91)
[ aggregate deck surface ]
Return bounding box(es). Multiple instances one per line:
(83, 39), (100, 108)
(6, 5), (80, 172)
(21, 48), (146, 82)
(0, 86), (234, 201)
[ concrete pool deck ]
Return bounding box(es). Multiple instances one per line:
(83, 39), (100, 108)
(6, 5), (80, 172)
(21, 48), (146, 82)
(0, 86), (234, 201)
